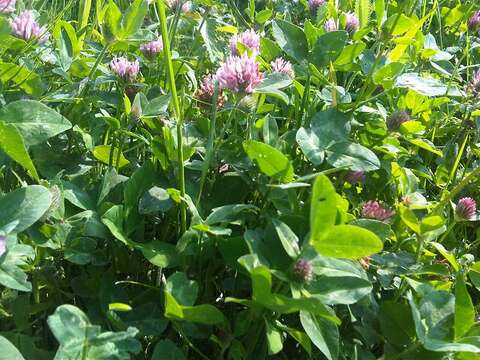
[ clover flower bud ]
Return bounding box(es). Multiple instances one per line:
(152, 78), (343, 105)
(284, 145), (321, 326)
(110, 57), (140, 82)
(468, 11), (480, 32)
(387, 110), (410, 131)
(270, 58), (294, 78)
(292, 259), (313, 282)
(456, 197), (477, 221)
(324, 18), (338, 32)
(140, 38), (163, 59)
(362, 201), (395, 223)
(345, 12), (360, 33)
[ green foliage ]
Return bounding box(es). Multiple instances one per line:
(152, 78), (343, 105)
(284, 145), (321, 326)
(0, 0), (480, 358)
(0, 336), (25, 360)
(47, 305), (141, 359)
(0, 100), (72, 146)
(0, 123), (39, 180)
(310, 31), (349, 67)
(272, 19), (309, 62)
(243, 140), (294, 183)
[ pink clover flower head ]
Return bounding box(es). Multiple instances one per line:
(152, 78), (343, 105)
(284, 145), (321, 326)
(456, 197), (477, 221)
(324, 18), (337, 32)
(293, 258), (313, 282)
(345, 12), (360, 33)
(10, 11), (49, 44)
(140, 38), (163, 58)
(216, 54), (263, 94)
(309, 0), (325, 13)
(468, 11), (480, 32)
(110, 57), (140, 82)
(229, 29), (260, 56)
(0, 0), (16, 13)
(270, 58), (294, 78)
(361, 200), (395, 223)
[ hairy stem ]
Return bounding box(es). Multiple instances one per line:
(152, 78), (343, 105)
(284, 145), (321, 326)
(157, 0), (187, 234)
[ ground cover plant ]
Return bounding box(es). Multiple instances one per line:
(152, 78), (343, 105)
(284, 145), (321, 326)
(1, 0), (480, 358)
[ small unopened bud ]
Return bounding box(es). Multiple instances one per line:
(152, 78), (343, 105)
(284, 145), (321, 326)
(359, 257), (370, 270)
(292, 259), (313, 283)
(238, 94), (257, 111)
(218, 164), (231, 174)
(402, 195), (413, 207)
(131, 105), (141, 119)
(324, 18), (337, 32)
(345, 170), (365, 184)
(125, 85), (140, 102)
(467, 70), (480, 95)
(387, 110), (410, 131)
(308, 0), (325, 14)
(196, 74), (225, 109)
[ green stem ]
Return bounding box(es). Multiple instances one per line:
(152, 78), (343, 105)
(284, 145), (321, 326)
(67, 43), (110, 118)
(78, 0), (92, 48)
(449, 133), (469, 183)
(87, 44), (110, 80)
(196, 82), (220, 205)
(299, 71), (311, 127)
(467, 235), (480, 250)
(226, 0), (250, 28)
(389, 342), (421, 360)
(115, 133), (124, 169)
(109, 133), (117, 167)
(157, 0), (187, 234)
(81, 327), (89, 360)
(352, 10), (405, 109)
(169, 6), (182, 49)
(177, 328), (210, 360)
(416, 235), (425, 262)
(437, 221), (457, 244)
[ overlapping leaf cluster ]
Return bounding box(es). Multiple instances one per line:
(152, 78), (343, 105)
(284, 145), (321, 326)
(0, 0), (480, 359)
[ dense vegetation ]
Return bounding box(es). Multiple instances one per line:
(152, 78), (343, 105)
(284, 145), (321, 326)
(1, 0), (480, 358)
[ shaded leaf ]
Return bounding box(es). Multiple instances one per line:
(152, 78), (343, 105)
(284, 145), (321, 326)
(272, 20), (308, 62)
(0, 100), (72, 146)
(0, 122), (39, 180)
(312, 225), (383, 259)
(243, 140), (294, 183)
